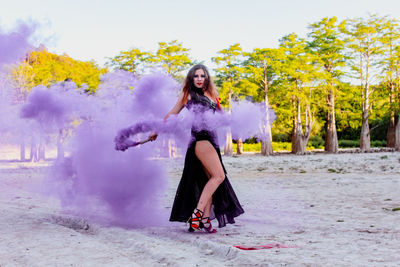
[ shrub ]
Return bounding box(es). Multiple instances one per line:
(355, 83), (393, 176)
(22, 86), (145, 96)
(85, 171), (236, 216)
(308, 136), (324, 149)
(232, 142), (292, 152)
(371, 140), (386, 147)
(232, 143), (261, 152)
(272, 142), (291, 151)
(245, 143), (261, 151)
(272, 133), (291, 142)
(244, 137), (258, 144)
(338, 140), (360, 148)
(338, 139), (387, 148)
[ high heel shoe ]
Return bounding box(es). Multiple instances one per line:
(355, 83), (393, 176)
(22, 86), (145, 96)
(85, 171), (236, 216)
(201, 217), (217, 233)
(187, 208), (203, 232)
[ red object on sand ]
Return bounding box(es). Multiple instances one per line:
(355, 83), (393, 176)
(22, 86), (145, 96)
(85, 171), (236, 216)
(234, 244), (297, 250)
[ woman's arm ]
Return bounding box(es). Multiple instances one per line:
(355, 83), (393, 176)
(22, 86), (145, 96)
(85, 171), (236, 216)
(149, 93), (187, 140)
(163, 92), (187, 120)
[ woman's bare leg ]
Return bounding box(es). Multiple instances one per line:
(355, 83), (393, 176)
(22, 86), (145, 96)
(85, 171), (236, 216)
(203, 198), (212, 218)
(194, 140), (225, 214)
(200, 166), (213, 218)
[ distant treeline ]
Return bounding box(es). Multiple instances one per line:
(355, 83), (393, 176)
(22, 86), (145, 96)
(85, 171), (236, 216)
(11, 14), (400, 153)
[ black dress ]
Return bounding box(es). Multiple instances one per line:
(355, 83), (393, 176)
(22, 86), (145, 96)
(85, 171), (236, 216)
(169, 88), (244, 228)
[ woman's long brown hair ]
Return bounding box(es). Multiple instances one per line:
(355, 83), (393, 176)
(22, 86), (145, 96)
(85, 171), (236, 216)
(181, 64), (218, 104)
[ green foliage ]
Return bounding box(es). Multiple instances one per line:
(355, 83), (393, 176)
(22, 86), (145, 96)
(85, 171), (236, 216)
(242, 47), (284, 102)
(308, 135), (325, 148)
(338, 139), (360, 148)
(338, 139), (387, 148)
(272, 133), (291, 142)
(336, 83), (362, 134)
(153, 40), (193, 80)
(371, 140), (387, 147)
(308, 17), (347, 79)
(107, 48), (152, 75)
(212, 43), (246, 107)
(12, 47), (106, 94)
(11, 14), (400, 150)
(230, 138), (387, 152)
(273, 142), (292, 151)
(232, 143), (261, 152)
(232, 142), (293, 152)
(108, 40), (193, 80)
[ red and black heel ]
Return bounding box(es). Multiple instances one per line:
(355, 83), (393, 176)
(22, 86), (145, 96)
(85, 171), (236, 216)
(201, 217), (217, 234)
(187, 208), (203, 232)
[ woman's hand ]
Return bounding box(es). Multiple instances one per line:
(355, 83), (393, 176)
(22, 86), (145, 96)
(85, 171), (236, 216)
(149, 132), (158, 141)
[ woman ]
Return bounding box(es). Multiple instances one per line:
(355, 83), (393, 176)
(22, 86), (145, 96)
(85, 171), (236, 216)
(152, 64), (244, 233)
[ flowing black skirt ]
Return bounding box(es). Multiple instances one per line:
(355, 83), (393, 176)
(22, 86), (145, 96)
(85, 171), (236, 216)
(169, 130), (244, 228)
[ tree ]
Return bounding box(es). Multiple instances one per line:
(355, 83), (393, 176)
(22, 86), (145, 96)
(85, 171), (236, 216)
(11, 47), (106, 161)
(279, 33), (319, 154)
(308, 17), (347, 153)
(379, 18), (400, 148)
(152, 40), (193, 80)
(212, 43), (245, 155)
(242, 47), (284, 155)
(108, 48), (153, 76)
(343, 15), (385, 151)
(13, 47), (106, 93)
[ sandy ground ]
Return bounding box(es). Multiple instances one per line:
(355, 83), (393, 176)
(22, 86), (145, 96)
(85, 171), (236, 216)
(0, 145), (399, 266)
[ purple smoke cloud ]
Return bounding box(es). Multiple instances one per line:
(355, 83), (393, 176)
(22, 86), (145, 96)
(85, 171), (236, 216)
(43, 73), (179, 227)
(0, 21), (38, 145)
(11, 65), (272, 228)
(48, 123), (168, 227)
(0, 21), (36, 65)
(20, 86), (68, 127)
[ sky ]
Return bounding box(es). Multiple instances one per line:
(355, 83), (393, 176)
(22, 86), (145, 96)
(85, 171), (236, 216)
(1, 0), (400, 70)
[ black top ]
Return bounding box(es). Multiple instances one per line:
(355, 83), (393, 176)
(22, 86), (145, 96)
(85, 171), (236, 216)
(186, 87), (217, 112)
(186, 88), (218, 146)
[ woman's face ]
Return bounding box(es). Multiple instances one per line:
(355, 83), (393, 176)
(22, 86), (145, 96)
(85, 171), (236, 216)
(193, 69), (206, 89)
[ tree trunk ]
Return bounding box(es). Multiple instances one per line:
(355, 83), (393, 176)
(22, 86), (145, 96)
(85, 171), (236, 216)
(324, 88), (338, 153)
(20, 141), (25, 161)
(160, 139), (176, 158)
(224, 131), (233, 156)
(292, 132), (307, 154)
(261, 75), (273, 156)
(387, 117), (396, 148)
(395, 113), (400, 151)
(30, 142), (38, 162)
(224, 87), (233, 156)
(261, 120), (273, 156)
(360, 110), (371, 151)
(57, 129), (65, 161)
(292, 100), (314, 155)
(292, 98), (307, 154)
(169, 139), (177, 158)
(38, 143), (45, 161)
(291, 95), (297, 147)
(236, 139), (243, 154)
(386, 82), (396, 147)
(360, 55), (371, 151)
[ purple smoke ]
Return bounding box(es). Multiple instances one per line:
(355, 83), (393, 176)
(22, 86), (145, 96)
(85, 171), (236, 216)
(48, 123), (168, 227)
(9, 60), (271, 228)
(0, 21), (275, 228)
(21, 85), (69, 129)
(46, 72), (271, 227)
(42, 73), (179, 227)
(131, 73), (179, 119)
(114, 95), (275, 152)
(230, 101), (276, 140)
(0, 21), (36, 65)
(0, 21), (37, 146)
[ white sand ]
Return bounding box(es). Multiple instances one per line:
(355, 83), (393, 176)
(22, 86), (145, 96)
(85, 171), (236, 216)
(0, 145), (399, 266)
